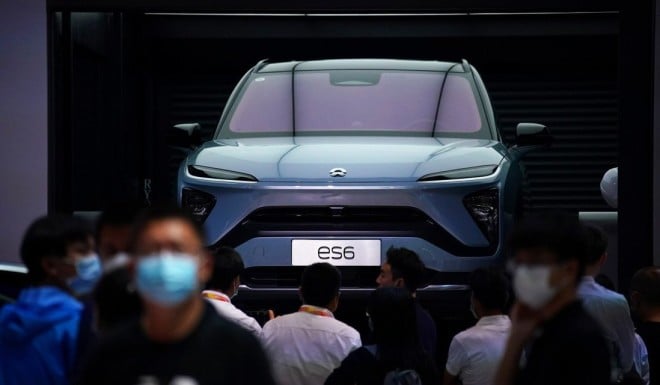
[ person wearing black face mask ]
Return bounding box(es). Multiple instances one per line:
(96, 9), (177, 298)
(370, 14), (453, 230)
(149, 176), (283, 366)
(0, 215), (96, 385)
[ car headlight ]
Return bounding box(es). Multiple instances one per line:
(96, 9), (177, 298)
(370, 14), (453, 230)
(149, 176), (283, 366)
(188, 165), (258, 182)
(464, 188), (499, 244)
(181, 188), (216, 223)
(418, 165), (497, 182)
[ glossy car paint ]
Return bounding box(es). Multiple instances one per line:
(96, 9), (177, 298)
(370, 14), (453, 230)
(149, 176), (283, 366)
(178, 59), (525, 282)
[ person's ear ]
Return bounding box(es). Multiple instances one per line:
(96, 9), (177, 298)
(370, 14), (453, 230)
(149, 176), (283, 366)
(599, 252), (608, 267)
(198, 250), (213, 285)
(41, 257), (59, 277)
(394, 278), (405, 288)
(328, 293), (340, 313)
(630, 291), (641, 310)
(233, 276), (241, 292)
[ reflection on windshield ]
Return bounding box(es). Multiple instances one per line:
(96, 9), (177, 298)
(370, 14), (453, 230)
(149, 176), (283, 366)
(224, 70), (485, 137)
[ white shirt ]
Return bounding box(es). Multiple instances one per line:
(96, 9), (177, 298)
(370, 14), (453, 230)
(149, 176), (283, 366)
(577, 276), (636, 374)
(446, 315), (511, 385)
(262, 305), (361, 385)
(202, 290), (263, 338)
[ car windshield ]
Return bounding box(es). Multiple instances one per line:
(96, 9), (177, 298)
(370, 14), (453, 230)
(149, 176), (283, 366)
(218, 69), (489, 138)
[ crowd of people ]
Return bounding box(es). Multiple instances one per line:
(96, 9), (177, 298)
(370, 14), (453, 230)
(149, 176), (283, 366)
(0, 206), (658, 385)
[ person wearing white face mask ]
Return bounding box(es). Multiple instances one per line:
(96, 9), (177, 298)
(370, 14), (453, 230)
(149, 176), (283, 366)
(494, 213), (611, 385)
(203, 246), (263, 338)
(92, 204), (142, 333)
(79, 206), (275, 385)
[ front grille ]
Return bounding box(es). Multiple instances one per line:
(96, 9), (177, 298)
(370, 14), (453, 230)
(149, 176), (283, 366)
(218, 206), (497, 257)
(247, 206), (433, 227)
(241, 266), (471, 288)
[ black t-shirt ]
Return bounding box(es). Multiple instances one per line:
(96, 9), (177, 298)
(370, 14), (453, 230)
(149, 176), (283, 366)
(324, 346), (440, 385)
(516, 301), (611, 385)
(415, 302), (437, 357)
(637, 321), (660, 385)
(79, 303), (274, 385)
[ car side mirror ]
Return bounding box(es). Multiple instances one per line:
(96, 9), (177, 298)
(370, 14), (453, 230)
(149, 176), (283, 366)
(173, 123), (202, 147)
(513, 123), (552, 157)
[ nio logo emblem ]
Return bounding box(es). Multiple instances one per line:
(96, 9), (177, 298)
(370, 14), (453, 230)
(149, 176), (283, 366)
(329, 168), (347, 177)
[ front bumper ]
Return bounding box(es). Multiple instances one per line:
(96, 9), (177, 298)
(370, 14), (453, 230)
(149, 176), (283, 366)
(179, 161), (513, 277)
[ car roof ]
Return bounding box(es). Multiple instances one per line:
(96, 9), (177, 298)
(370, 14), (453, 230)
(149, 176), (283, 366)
(256, 59), (466, 73)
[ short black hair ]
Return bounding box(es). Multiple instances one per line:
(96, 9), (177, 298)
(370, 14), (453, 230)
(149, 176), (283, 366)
(386, 247), (426, 293)
(300, 263), (341, 308)
(367, 287), (418, 349)
(507, 212), (588, 283)
(20, 215), (92, 283)
(631, 267), (660, 306)
(583, 224), (608, 266)
(207, 246), (244, 292)
(128, 205), (206, 252)
(95, 202), (142, 244)
(469, 267), (509, 311)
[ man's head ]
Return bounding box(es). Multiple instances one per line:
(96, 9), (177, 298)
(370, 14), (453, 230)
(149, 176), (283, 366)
(130, 206), (212, 309)
(207, 246), (244, 298)
(21, 215), (94, 290)
(376, 247), (426, 294)
(630, 267), (660, 321)
(469, 267), (509, 318)
(300, 263), (342, 312)
(583, 224), (608, 276)
(507, 213), (588, 310)
(96, 203), (141, 267)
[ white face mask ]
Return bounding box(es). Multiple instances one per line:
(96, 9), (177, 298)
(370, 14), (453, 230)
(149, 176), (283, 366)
(102, 252), (130, 273)
(513, 265), (559, 310)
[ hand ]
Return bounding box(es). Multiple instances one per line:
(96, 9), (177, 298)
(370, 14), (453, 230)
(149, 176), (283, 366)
(267, 309), (276, 320)
(508, 302), (543, 345)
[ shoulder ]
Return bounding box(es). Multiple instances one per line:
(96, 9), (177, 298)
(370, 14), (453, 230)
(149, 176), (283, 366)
(328, 318), (361, 340)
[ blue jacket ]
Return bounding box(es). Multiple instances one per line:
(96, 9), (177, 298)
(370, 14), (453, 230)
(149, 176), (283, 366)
(0, 286), (84, 385)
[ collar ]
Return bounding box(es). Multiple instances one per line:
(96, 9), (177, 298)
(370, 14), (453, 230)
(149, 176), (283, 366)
(476, 314), (510, 327)
(299, 304), (334, 318)
(202, 290), (231, 303)
(581, 276), (596, 284)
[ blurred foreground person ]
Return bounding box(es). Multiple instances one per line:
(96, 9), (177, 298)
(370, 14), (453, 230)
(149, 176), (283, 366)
(325, 287), (439, 385)
(631, 267), (660, 385)
(92, 205), (141, 333)
(263, 263), (361, 385)
(79, 207), (274, 385)
(494, 213), (611, 385)
(376, 247), (437, 356)
(0, 215), (96, 385)
(203, 246), (262, 337)
(445, 268), (511, 385)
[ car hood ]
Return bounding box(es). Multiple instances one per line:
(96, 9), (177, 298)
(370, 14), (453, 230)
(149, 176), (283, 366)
(189, 136), (506, 182)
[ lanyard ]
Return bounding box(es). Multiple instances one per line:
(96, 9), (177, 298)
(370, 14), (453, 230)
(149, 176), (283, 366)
(298, 305), (333, 317)
(202, 290), (230, 303)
